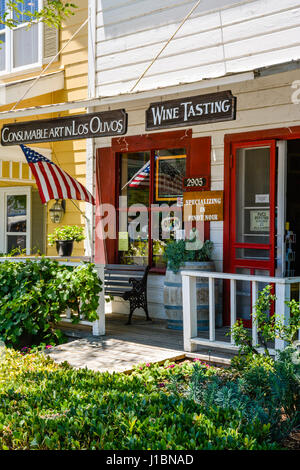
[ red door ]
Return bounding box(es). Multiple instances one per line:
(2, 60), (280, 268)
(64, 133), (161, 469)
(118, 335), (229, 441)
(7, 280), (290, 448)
(228, 140), (276, 326)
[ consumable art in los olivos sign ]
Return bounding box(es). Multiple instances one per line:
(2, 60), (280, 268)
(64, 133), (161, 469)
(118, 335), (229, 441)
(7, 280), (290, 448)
(0, 110), (128, 146)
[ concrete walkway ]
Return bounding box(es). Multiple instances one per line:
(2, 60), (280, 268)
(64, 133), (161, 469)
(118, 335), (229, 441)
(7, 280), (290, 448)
(47, 314), (233, 372)
(47, 336), (185, 373)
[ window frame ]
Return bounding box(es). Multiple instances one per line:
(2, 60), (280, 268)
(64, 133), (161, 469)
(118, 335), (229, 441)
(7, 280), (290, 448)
(114, 131), (192, 273)
(0, 0), (43, 76)
(0, 186), (31, 255)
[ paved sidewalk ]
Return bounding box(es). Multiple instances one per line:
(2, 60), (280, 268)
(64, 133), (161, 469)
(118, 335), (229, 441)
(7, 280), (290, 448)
(47, 336), (185, 373)
(47, 314), (234, 372)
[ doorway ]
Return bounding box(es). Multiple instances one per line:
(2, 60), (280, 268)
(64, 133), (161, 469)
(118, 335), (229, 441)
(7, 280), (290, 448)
(286, 139), (300, 277)
(228, 140), (276, 326)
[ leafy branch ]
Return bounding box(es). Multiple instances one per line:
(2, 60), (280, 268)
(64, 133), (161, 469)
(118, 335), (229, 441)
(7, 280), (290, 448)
(1, 1), (77, 30)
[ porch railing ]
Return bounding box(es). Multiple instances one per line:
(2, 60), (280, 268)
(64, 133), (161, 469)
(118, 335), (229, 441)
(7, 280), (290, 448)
(0, 257), (105, 337)
(181, 270), (300, 355)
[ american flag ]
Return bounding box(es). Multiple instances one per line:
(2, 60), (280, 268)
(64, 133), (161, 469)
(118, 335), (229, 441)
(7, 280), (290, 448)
(128, 160), (150, 188)
(20, 144), (95, 205)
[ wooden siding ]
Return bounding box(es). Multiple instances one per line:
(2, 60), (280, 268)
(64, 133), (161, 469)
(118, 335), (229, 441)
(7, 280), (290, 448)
(95, 0), (300, 97)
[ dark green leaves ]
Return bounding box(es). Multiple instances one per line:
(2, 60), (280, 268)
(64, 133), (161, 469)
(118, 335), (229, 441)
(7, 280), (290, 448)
(0, 258), (102, 348)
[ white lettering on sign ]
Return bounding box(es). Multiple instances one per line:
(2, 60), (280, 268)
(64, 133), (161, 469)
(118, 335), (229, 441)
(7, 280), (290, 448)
(1, 110), (127, 145)
(151, 100), (232, 126)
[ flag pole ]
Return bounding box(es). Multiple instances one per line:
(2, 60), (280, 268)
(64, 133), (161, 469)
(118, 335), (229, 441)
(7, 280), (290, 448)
(121, 160), (150, 191)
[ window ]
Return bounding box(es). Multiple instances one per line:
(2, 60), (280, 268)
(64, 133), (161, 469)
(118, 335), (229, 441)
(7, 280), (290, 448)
(0, 187), (46, 255)
(118, 148), (186, 270)
(0, 0), (42, 74)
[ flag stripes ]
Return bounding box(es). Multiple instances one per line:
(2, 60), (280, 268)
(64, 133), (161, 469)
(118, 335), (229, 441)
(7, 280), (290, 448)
(20, 144), (95, 205)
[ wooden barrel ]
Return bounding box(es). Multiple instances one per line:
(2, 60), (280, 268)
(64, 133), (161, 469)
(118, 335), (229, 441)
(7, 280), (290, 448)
(163, 261), (222, 331)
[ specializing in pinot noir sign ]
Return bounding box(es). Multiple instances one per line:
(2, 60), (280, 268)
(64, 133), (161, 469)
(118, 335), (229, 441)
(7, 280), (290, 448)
(1, 109), (128, 146)
(146, 90), (236, 130)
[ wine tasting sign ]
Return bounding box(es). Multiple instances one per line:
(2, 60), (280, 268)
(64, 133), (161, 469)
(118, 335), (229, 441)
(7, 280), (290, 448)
(1, 110), (128, 146)
(146, 90), (236, 130)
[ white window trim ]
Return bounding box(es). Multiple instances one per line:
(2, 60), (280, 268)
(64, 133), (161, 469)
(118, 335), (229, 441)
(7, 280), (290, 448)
(0, 186), (31, 255)
(0, 0), (43, 77)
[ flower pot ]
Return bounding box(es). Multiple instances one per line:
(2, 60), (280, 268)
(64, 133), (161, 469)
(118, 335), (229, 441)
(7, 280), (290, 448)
(163, 261), (223, 331)
(56, 240), (74, 257)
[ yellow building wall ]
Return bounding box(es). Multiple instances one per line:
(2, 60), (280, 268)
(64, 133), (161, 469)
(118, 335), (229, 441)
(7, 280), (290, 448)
(0, 0), (88, 256)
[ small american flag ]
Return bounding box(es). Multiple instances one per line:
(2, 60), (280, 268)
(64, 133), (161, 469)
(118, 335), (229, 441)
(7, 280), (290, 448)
(128, 160), (150, 188)
(20, 144), (95, 205)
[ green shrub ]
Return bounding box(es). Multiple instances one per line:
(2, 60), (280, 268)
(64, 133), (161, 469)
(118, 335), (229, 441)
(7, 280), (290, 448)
(48, 225), (85, 246)
(185, 346), (300, 442)
(0, 351), (278, 450)
(0, 258), (102, 348)
(164, 239), (214, 273)
(230, 285), (300, 356)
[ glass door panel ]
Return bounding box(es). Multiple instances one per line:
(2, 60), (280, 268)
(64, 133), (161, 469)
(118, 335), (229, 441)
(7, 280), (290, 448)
(6, 194), (28, 253)
(235, 146), (271, 254)
(152, 148), (186, 268)
(229, 140), (276, 326)
(118, 152), (150, 266)
(118, 148), (186, 269)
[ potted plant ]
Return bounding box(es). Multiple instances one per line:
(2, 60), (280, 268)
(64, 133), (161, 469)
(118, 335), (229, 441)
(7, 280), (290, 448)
(163, 231), (222, 331)
(48, 225), (85, 257)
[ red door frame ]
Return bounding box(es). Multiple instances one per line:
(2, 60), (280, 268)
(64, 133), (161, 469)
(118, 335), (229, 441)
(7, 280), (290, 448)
(223, 125), (300, 325)
(230, 140), (276, 273)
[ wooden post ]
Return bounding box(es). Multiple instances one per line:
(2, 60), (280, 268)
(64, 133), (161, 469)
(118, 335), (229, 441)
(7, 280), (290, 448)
(275, 281), (291, 353)
(209, 277), (215, 342)
(92, 264), (105, 336)
(182, 274), (197, 352)
(230, 279), (236, 345)
(252, 280), (258, 347)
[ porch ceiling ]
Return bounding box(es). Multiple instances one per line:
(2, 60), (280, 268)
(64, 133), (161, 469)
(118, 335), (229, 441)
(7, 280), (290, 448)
(0, 70), (64, 107)
(0, 145), (52, 162)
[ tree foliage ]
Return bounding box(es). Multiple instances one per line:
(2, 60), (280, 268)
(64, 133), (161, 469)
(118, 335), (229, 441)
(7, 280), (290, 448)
(1, 1), (77, 29)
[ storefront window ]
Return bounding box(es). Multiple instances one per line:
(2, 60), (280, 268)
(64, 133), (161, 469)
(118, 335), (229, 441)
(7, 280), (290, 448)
(6, 194), (27, 252)
(118, 148), (186, 269)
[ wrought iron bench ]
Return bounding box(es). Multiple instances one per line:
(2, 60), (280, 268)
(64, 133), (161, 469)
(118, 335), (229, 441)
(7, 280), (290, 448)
(104, 264), (151, 325)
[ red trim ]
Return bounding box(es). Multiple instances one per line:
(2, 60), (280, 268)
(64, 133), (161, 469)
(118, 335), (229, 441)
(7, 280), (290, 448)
(96, 130), (213, 267)
(223, 127), (297, 277)
(188, 136), (211, 240)
(224, 126), (300, 144)
(224, 136), (277, 326)
(95, 147), (117, 264)
(112, 130), (192, 153)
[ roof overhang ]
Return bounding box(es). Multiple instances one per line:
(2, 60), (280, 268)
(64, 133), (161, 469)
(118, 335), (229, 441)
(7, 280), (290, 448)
(0, 145), (52, 162)
(0, 71), (255, 120)
(0, 70), (64, 107)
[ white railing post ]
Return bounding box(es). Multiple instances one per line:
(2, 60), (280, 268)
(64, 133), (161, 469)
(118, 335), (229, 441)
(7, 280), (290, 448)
(92, 264), (105, 336)
(251, 281), (258, 347)
(182, 274), (197, 352)
(66, 307), (71, 320)
(230, 279), (236, 345)
(275, 280), (291, 352)
(209, 277), (215, 341)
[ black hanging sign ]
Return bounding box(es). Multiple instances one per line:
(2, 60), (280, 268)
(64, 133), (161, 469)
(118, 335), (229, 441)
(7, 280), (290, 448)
(146, 90), (236, 130)
(1, 109), (128, 146)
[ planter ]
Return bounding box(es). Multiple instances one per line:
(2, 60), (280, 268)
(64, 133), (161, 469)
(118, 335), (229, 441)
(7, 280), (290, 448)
(163, 261), (222, 331)
(56, 240), (74, 257)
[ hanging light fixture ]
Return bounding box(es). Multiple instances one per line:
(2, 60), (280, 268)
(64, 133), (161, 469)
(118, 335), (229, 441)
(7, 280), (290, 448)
(49, 200), (66, 224)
